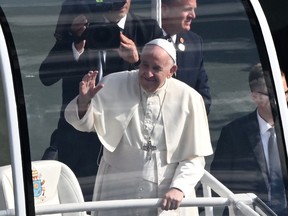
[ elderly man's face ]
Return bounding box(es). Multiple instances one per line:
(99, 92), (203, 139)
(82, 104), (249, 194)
(163, 0), (197, 34)
(139, 45), (176, 93)
(105, 0), (131, 22)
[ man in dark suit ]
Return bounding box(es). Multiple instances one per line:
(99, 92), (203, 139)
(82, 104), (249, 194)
(161, 0), (211, 114)
(39, 0), (163, 200)
(210, 63), (288, 215)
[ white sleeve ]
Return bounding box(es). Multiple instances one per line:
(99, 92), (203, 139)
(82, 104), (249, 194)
(64, 96), (95, 132)
(170, 156), (205, 197)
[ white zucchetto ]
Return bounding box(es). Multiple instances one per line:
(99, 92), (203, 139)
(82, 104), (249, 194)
(146, 38), (177, 63)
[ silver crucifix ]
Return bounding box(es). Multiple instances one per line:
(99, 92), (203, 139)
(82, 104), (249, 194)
(142, 137), (157, 160)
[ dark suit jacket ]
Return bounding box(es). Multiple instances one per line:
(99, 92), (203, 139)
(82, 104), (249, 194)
(39, 0), (163, 115)
(174, 31), (211, 113)
(210, 110), (269, 200)
(39, 0), (162, 181)
(210, 110), (287, 215)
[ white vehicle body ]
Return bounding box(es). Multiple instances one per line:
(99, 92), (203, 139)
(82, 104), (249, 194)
(0, 0), (287, 215)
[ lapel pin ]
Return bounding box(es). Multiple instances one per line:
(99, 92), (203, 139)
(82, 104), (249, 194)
(178, 37), (185, 51)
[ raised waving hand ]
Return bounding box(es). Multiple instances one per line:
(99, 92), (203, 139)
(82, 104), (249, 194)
(77, 71), (104, 118)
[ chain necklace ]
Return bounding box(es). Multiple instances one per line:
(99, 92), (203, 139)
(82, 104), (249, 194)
(139, 84), (167, 160)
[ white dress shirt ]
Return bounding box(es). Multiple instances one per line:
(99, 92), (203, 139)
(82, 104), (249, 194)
(257, 110), (273, 169)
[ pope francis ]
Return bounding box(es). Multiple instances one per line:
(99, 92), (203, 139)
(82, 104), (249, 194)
(65, 38), (213, 215)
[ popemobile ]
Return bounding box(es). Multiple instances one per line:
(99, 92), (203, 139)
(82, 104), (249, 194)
(0, 0), (288, 215)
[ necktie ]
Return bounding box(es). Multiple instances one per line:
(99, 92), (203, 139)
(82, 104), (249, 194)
(268, 128), (287, 211)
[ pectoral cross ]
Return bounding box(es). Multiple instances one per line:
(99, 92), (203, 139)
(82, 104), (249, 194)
(142, 137), (157, 160)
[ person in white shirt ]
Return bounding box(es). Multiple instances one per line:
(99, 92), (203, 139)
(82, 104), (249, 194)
(210, 63), (288, 216)
(65, 38), (213, 216)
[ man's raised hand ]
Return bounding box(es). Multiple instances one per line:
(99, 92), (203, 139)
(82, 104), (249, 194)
(117, 32), (139, 64)
(77, 71), (104, 118)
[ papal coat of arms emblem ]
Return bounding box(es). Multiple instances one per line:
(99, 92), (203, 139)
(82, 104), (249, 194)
(32, 168), (46, 203)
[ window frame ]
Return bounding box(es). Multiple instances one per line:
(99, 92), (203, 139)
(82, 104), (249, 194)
(0, 0), (288, 215)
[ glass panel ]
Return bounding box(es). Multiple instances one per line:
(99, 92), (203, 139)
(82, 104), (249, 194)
(0, 71), (10, 166)
(1, 0), (63, 160)
(196, 1), (288, 215)
(0, 0), (287, 215)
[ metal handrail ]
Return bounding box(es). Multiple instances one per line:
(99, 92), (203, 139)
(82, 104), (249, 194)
(0, 198), (229, 216)
(0, 170), (271, 216)
(37, 197), (229, 215)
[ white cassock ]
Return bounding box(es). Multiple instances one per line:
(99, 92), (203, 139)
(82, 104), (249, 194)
(65, 70), (213, 216)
